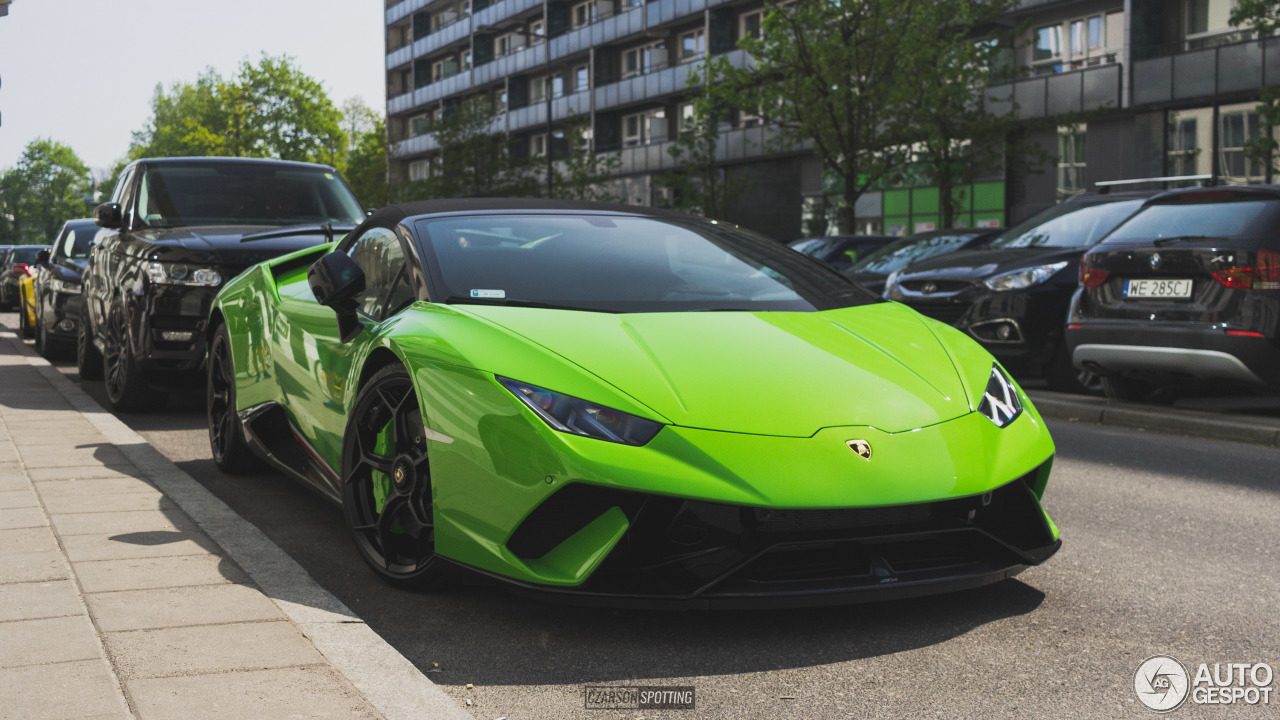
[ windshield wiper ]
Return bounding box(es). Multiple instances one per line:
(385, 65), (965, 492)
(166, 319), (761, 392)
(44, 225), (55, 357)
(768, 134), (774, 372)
(440, 295), (590, 312)
(240, 223), (356, 243)
(1152, 234), (1216, 246)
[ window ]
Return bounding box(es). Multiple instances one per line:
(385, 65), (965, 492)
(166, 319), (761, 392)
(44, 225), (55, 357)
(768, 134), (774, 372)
(1087, 16), (1103, 49)
(1219, 102), (1272, 183)
(409, 113), (431, 136)
(1057, 124), (1087, 201)
(59, 224), (97, 260)
(531, 74), (562, 101)
(409, 159), (431, 182)
(432, 58), (459, 81)
(462, 50), (472, 70)
(495, 89), (508, 111)
(1070, 20), (1083, 55)
(574, 65), (590, 93)
(1033, 25), (1060, 64)
(622, 42), (665, 78)
(573, 124), (592, 153)
(739, 106), (760, 129)
(572, 1), (595, 28)
(347, 227), (409, 321)
(1167, 108), (1212, 176)
(530, 20), (545, 44)
(740, 9), (763, 41)
(678, 102), (697, 133)
(530, 134), (547, 157)
(622, 109), (666, 147)
(679, 28), (705, 62)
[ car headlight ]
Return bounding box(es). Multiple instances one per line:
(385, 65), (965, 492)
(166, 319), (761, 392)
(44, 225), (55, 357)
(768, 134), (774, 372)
(978, 364), (1022, 428)
(498, 377), (663, 446)
(145, 262), (222, 287)
(883, 269), (904, 300)
(983, 262), (1068, 291)
(48, 277), (81, 294)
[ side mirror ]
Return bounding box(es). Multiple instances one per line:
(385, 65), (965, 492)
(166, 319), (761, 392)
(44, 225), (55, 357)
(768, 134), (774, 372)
(307, 251), (365, 343)
(35, 250), (50, 267)
(95, 202), (123, 229)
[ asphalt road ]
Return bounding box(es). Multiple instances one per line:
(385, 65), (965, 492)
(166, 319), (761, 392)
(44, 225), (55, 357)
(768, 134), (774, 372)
(13, 318), (1279, 719)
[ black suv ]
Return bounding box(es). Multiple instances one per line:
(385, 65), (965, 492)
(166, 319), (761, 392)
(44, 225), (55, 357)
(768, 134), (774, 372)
(884, 193), (1151, 393)
(31, 219), (97, 359)
(81, 157), (364, 411)
(1067, 186), (1280, 402)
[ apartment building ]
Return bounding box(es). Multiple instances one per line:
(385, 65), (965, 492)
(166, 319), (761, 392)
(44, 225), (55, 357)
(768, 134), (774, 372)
(384, 0), (1280, 238)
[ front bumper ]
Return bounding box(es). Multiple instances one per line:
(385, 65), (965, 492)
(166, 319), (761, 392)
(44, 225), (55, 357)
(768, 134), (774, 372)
(1067, 321), (1280, 387)
(131, 284), (221, 373)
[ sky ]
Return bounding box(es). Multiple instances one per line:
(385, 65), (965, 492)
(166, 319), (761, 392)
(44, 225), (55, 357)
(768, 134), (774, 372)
(0, 0), (386, 174)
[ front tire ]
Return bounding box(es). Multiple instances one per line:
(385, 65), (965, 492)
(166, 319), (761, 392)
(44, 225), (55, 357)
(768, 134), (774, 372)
(341, 364), (450, 589)
(103, 304), (164, 412)
(207, 323), (266, 474)
(1101, 375), (1179, 405)
(77, 306), (104, 380)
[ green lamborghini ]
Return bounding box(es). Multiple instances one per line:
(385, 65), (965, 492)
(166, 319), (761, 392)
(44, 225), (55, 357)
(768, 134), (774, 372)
(206, 199), (1059, 607)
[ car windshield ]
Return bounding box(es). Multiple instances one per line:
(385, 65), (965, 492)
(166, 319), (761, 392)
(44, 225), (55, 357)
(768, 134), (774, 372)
(135, 163), (364, 228)
(1101, 198), (1280, 242)
(61, 225), (97, 259)
(849, 233), (983, 275)
(986, 199), (1144, 249)
(8, 247), (42, 264)
(417, 214), (878, 313)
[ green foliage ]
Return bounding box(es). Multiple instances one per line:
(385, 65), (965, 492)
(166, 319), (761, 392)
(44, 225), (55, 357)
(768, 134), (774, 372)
(656, 80), (744, 219)
(346, 116), (390, 209)
(552, 116), (622, 202)
(1231, 3), (1280, 181)
(0, 139), (91, 244)
(398, 97), (538, 200)
(1231, 0), (1280, 35)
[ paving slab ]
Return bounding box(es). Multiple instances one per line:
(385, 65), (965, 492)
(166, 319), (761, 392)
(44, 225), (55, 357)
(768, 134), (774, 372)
(0, 505), (47, 530)
(0, 615), (102, 668)
(60, 530), (219, 562)
(0, 527), (66, 583)
(0, 660), (129, 720)
(27, 465), (143, 482)
(104, 620), (325, 680)
(49, 508), (191, 537)
(18, 444), (132, 469)
(0, 579), (83, 622)
(0, 473), (27, 491)
(42, 491), (170, 515)
(74, 554), (248, 593)
(0, 489), (35, 508)
(87, 582), (283, 632)
(126, 665), (382, 720)
(35, 476), (160, 497)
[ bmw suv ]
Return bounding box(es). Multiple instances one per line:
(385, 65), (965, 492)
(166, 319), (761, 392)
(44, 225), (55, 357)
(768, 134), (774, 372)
(81, 157), (364, 411)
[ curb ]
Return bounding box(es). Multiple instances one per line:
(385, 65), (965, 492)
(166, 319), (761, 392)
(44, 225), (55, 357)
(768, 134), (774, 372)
(1028, 389), (1280, 447)
(2, 330), (472, 720)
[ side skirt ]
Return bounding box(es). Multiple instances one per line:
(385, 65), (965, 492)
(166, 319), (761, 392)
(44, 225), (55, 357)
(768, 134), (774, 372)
(237, 402), (343, 505)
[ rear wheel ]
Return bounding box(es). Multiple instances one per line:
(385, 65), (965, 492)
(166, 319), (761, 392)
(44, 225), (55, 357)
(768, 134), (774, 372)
(1101, 375), (1180, 405)
(207, 323), (265, 474)
(341, 364), (450, 589)
(103, 304), (164, 412)
(77, 306), (104, 380)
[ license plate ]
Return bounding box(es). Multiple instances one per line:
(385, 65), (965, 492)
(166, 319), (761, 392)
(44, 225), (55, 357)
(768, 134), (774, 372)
(1124, 279), (1193, 299)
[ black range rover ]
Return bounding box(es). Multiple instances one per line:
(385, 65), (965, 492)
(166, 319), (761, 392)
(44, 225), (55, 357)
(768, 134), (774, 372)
(1067, 186), (1280, 402)
(81, 157), (363, 411)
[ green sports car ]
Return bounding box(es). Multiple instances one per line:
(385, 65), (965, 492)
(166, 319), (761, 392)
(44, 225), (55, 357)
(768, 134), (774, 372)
(206, 199), (1059, 607)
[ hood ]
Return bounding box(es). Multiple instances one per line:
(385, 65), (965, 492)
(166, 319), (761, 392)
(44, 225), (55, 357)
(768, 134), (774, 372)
(899, 246), (1083, 281)
(126, 225), (333, 267)
(457, 302), (973, 436)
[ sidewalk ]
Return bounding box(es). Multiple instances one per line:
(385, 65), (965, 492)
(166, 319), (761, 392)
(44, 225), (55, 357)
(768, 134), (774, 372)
(0, 327), (471, 720)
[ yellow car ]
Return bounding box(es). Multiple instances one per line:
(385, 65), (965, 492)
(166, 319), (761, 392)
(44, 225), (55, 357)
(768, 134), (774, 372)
(17, 267), (37, 340)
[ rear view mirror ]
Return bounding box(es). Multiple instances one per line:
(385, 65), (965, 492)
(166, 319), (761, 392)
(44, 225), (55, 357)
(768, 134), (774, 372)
(307, 251), (365, 343)
(95, 202), (123, 229)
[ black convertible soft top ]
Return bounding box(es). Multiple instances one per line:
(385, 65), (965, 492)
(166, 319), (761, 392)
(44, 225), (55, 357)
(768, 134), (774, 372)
(357, 198), (707, 238)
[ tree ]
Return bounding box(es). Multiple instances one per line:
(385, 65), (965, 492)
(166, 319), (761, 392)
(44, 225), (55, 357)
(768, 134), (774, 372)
(400, 97), (537, 200)
(345, 116), (389, 209)
(552, 116), (622, 202)
(1231, 2), (1280, 182)
(707, 1), (947, 233)
(656, 83), (743, 219)
(2, 139), (90, 244)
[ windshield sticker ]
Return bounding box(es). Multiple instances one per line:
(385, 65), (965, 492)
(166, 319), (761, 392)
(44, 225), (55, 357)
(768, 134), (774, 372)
(470, 289), (506, 299)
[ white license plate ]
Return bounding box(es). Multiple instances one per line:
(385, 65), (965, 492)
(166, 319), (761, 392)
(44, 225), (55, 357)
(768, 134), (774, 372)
(1124, 279), (1194, 299)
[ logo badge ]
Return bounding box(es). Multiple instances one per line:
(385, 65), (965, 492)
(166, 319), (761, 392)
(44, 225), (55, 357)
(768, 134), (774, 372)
(921, 282), (938, 294)
(1134, 655), (1190, 712)
(846, 439), (872, 460)
(393, 466), (406, 484)
(1150, 252), (1161, 270)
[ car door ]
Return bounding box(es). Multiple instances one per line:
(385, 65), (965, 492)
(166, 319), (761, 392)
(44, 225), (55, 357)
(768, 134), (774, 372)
(274, 224), (421, 475)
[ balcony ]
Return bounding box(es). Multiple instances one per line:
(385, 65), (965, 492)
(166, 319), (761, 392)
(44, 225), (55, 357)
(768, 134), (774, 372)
(548, 6), (645, 61)
(507, 91), (593, 133)
(644, 0), (709, 29)
(386, 0), (430, 25)
(412, 15), (472, 58)
(594, 48), (752, 113)
(983, 63), (1121, 119)
(474, 42), (548, 86)
(472, 0), (542, 32)
(609, 124), (811, 175)
(387, 44), (414, 70)
(1132, 38), (1280, 107)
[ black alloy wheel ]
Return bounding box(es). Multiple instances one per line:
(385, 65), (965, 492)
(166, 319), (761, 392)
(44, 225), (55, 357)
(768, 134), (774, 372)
(207, 323), (265, 474)
(341, 364), (450, 588)
(77, 306), (104, 380)
(102, 303), (162, 412)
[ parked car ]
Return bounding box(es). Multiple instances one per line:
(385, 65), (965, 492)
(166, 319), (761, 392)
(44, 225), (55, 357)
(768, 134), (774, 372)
(788, 235), (896, 271)
(81, 157), (364, 411)
(845, 228), (1000, 295)
(30, 219), (98, 359)
(884, 193), (1153, 393)
(207, 199), (1059, 604)
(0, 246), (47, 310)
(1067, 186), (1280, 402)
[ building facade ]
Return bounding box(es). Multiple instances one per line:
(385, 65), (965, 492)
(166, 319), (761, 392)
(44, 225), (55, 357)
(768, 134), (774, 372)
(383, 0), (1278, 238)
